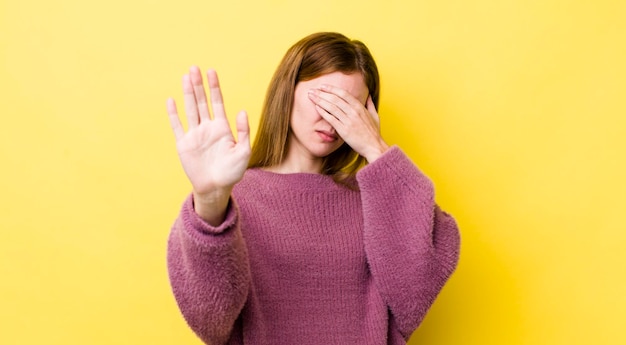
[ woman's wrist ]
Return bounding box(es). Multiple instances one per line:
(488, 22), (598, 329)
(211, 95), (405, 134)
(192, 187), (232, 226)
(363, 140), (390, 163)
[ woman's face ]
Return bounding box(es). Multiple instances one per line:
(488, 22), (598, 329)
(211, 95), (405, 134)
(288, 71), (369, 162)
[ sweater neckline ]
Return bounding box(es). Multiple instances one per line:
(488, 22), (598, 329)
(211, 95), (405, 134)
(244, 168), (348, 191)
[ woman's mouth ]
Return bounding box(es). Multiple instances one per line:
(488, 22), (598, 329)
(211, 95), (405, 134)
(316, 130), (338, 142)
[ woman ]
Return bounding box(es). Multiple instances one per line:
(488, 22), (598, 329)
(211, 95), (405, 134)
(166, 32), (460, 345)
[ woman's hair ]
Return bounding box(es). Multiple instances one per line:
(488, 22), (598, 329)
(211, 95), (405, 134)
(248, 32), (380, 184)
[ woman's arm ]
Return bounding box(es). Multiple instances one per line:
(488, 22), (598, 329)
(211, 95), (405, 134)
(167, 195), (251, 345)
(357, 146), (461, 339)
(165, 66), (252, 344)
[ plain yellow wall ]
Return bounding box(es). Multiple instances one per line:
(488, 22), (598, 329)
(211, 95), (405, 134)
(1, 0), (624, 344)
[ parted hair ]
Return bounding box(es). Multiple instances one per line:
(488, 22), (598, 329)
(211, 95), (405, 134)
(248, 32), (380, 183)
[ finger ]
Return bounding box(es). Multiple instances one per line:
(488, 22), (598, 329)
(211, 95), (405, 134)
(235, 110), (251, 150)
(367, 95), (380, 125)
(315, 104), (343, 131)
(319, 84), (364, 110)
(206, 69), (227, 120)
(311, 89), (352, 117)
(182, 74), (199, 129)
(189, 65), (211, 121)
(308, 90), (347, 122)
(166, 98), (185, 140)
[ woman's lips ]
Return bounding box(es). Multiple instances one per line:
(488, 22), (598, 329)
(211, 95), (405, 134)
(316, 130), (338, 142)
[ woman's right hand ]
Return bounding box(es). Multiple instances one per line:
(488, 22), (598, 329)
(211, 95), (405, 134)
(167, 66), (250, 224)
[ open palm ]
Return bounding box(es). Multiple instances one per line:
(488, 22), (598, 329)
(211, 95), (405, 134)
(167, 67), (250, 196)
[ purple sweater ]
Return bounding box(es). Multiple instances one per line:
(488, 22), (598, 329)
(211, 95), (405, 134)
(167, 146), (460, 345)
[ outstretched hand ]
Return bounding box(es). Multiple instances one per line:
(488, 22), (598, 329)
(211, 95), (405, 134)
(167, 66), (250, 222)
(308, 85), (389, 162)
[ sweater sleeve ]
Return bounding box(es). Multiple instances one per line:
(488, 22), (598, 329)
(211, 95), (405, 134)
(167, 194), (251, 345)
(357, 146), (461, 339)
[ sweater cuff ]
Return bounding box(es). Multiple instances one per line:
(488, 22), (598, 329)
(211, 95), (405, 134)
(181, 193), (238, 238)
(357, 146), (434, 197)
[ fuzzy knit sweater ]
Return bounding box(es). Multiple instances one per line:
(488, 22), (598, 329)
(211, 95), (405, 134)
(167, 146), (461, 345)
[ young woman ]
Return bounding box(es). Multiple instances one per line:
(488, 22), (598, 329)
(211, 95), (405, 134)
(166, 32), (460, 345)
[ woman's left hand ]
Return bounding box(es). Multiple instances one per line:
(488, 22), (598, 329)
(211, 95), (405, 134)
(308, 85), (389, 162)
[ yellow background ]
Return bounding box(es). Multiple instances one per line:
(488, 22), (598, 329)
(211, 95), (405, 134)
(1, 0), (624, 344)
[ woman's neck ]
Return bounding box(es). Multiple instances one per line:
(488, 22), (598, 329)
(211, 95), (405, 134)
(264, 159), (322, 174)
(265, 147), (324, 174)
